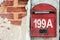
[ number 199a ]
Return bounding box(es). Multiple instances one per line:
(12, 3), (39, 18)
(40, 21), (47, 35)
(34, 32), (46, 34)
(34, 19), (53, 28)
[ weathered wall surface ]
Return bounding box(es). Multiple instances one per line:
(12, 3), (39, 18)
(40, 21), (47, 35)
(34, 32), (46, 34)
(0, 0), (59, 40)
(0, 0), (28, 40)
(0, 0), (28, 25)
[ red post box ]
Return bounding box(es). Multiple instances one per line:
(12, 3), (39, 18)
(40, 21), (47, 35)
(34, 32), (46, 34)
(30, 3), (56, 37)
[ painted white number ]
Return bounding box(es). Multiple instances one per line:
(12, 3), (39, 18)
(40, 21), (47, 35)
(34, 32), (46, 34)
(42, 19), (46, 28)
(34, 19), (53, 28)
(34, 19), (41, 28)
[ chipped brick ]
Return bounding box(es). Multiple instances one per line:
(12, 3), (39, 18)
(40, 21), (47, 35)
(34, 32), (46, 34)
(11, 20), (21, 25)
(0, 14), (14, 19)
(7, 7), (26, 12)
(4, 1), (13, 6)
(18, 14), (26, 19)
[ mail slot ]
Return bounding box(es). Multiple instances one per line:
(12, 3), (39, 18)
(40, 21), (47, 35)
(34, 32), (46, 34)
(30, 4), (56, 37)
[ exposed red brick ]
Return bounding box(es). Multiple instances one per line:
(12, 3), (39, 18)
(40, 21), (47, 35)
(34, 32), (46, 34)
(18, 0), (28, 1)
(18, 1), (27, 5)
(7, 7), (26, 12)
(11, 20), (21, 25)
(3, 1), (13, 6)
(18, 0), (28, 5)
(6, 0), (14, 1)
(18, 14), (26, 19)
(0, 14), (13, 19)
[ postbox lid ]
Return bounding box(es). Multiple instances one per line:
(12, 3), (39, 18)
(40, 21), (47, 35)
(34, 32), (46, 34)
(32, 4), (56, 11)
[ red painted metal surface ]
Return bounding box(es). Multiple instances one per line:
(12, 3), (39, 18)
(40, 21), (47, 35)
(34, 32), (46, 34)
(30, 4), (56, 37)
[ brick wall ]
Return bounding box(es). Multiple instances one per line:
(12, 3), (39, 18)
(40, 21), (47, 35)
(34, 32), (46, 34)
(0, 0), (28, 25)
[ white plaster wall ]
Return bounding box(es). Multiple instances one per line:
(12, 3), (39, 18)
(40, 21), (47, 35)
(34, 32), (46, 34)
(0, 16), (28, 40)
(0, 25), (21, 40)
